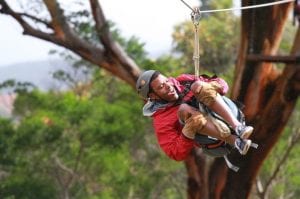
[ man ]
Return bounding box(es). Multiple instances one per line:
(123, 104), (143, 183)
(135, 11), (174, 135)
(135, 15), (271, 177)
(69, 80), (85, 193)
(136, 70), (254, 161)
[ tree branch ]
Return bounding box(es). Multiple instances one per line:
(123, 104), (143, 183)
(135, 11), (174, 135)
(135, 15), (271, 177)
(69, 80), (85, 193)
(54, 155), (75, 176)
(0, 0), (141, 86)
(262, 127), (300, 198)
(89, 0), (141, 82)
(89, 0), (111, 46)
(42, 0), (72, 40)
(20, 12), (52, 29)
(0, 0), (59, 43)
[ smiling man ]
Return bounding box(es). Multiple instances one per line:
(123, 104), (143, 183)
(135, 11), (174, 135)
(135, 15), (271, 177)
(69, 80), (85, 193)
(136, 70), (254, 161)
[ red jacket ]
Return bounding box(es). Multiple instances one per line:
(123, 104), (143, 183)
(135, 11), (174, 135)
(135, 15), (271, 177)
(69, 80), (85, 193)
(144, 74), (228, 161)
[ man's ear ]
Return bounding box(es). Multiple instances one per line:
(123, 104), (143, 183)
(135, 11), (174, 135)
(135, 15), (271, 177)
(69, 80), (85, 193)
(148, 92), (157, 100)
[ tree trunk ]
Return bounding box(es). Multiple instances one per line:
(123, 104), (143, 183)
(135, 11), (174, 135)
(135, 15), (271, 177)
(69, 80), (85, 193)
(185, 1), (299, 198)
(223, 1), (298, 198)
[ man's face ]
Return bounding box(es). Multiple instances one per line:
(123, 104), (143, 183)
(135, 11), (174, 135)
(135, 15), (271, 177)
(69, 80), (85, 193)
(149, 74), (179, 102)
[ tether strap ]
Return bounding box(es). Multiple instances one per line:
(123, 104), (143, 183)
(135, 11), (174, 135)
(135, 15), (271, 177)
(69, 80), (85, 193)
(224, 155), (239, 172)
(191, 8), (201, 78)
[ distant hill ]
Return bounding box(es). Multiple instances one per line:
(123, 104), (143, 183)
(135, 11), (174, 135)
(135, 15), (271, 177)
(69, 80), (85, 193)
(0, 59), (72, 117)
(0, 59), (72, 92)
(0, 59), (93, 117)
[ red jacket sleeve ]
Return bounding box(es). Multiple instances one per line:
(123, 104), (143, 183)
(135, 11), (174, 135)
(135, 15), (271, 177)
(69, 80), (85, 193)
(152, 106), (195, 161)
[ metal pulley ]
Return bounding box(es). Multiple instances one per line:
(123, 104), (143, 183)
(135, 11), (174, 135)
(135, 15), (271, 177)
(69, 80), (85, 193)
(191, 7), (201, 26)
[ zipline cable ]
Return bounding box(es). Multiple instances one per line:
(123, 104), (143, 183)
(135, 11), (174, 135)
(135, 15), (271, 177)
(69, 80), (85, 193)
(180, 0), (294, 13)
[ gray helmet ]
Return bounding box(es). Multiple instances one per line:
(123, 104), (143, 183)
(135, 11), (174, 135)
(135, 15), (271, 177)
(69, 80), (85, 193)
(136, 70), (157, 99)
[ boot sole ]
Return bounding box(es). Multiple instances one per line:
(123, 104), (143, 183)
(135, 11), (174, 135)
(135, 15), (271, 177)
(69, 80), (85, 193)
(240, 127), (254, 139)
(241, 139), (252, 155)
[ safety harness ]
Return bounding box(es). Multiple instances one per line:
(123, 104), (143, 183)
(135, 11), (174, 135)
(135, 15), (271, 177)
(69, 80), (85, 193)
(177, 77), (252, 172)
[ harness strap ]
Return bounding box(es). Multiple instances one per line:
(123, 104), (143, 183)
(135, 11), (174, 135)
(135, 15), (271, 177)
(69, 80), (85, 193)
(178, 79), (242, 172)
(224, 155), (239, 172)
(203, 140), (225, 149)
(176, 81), (193, 105)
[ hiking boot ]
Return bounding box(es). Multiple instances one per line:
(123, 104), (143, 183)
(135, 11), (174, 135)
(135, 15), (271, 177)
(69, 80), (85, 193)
(235, 138), (252, 155)
(235, 125), (253, 139)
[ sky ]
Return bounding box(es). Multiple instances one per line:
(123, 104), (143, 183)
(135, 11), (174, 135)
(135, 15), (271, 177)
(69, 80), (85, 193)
(0, 0), (243, 68)
(0, 0), (202, 67)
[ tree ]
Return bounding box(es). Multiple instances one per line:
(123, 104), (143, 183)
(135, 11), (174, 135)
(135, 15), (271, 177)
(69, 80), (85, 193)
(0, 0), (140, 86)
(172, 2), (300, 198)
(254, 21), (300, 199)
(0, 0), (299, 198)
(225, 2), (299, 198)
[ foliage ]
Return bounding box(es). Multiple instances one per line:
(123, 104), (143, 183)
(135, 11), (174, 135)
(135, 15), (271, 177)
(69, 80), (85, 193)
(172, 0), (239, 74)
(111, 25), (148, 66)
(279, 21), (298, 54)
(0, 79), (36, 94)
(0, 17), (186, 197)
(0, 73), (187, 198)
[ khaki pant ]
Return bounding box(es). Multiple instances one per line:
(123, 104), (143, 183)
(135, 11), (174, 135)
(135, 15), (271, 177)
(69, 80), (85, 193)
(194, 81), (222, 106)
(179, 80), (230, 139)
(181, 112), (230, 139)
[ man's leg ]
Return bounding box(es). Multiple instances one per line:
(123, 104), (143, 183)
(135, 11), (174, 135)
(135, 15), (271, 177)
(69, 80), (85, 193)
(177, 104), (252, 155)
(210, 94), (240, 127)
(191, 81), (253, 139)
